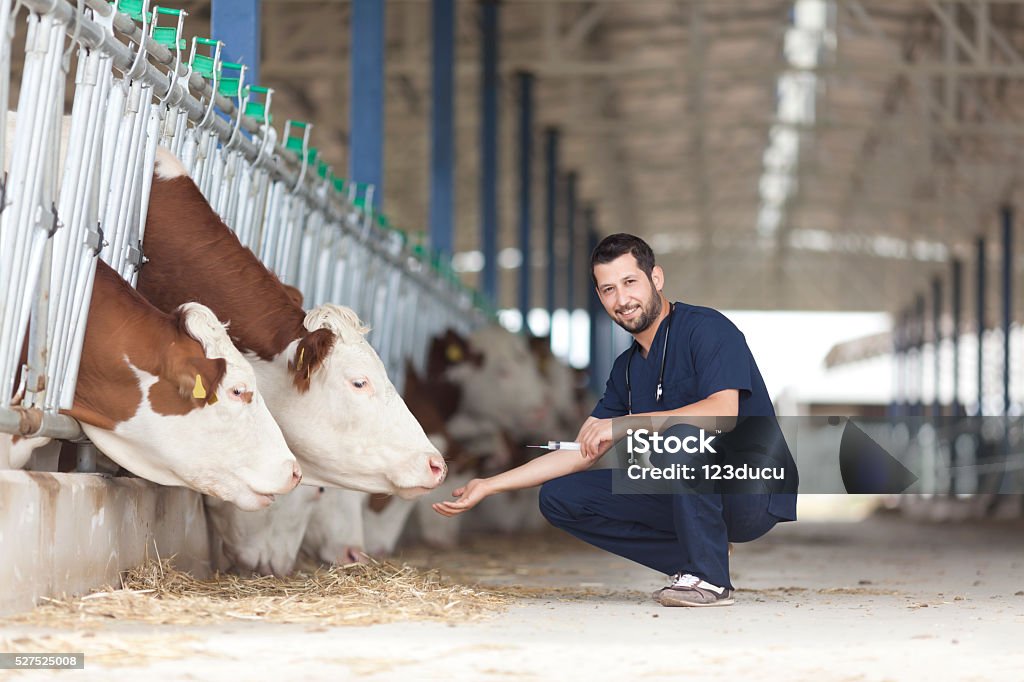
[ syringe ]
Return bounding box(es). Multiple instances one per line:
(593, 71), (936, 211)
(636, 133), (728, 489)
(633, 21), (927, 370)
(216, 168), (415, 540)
(526, 441), (581, 451)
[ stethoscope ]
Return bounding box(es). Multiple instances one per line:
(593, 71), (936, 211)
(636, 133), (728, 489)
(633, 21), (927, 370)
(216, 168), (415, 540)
(625, 303), (674, 415)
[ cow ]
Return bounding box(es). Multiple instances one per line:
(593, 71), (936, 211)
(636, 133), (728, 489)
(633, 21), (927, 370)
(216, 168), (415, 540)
(138, 148), (447, 497)
(207, 484), (324, 576)
(1, 261), (301, 511)
(424, 328), (558, 535)
(301, 487), (368, 565)
(528, 335), (585, 439)
(356, 361), (480, 556)
(429, 325), (552, 443)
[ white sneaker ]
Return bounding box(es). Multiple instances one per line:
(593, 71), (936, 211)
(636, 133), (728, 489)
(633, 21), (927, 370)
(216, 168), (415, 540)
(654, 573), (735, 607)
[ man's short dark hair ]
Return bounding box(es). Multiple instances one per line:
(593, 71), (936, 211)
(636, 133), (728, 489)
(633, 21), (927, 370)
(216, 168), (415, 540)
(590, 233), (656, 285)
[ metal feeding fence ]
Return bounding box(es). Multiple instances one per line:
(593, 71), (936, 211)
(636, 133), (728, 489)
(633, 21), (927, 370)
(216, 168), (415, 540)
(0, 0), (486, 443)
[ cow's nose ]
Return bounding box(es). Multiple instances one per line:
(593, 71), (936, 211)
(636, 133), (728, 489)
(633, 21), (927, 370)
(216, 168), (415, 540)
(428, 454), (447, 485)
(291, 461), (303, 486)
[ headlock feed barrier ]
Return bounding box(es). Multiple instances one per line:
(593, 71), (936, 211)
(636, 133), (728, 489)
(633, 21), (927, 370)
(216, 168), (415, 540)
(0, 0), (488, 444)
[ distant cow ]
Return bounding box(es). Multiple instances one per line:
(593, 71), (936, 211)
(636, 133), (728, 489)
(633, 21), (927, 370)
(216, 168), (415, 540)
(2, 261), (300, 511)
(139, 148), (446, 496)
(428, 326), (551, 442)
(207, 484), (324, 576)
(301, 487), (368, 565)
(357, 362), (479, 556)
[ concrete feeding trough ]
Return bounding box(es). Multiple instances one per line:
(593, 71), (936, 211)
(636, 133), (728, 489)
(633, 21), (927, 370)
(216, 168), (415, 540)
(0, 470), (210, 616)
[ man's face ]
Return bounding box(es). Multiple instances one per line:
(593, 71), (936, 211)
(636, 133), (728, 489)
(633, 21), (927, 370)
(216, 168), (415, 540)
(593, 254), (664, 334)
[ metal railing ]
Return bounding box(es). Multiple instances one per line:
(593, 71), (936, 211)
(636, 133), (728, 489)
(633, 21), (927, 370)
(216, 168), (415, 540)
(0, 0), (486, 444)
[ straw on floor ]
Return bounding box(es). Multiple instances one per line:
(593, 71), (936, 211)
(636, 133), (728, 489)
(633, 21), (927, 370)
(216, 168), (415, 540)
(2, 557), (513, 628)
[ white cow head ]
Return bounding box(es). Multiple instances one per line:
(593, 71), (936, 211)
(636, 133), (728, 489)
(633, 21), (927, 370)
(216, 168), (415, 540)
(83, 304), (300, 511)
(253, 304), (447, 496)
(444, 325), (552, 440)
(206, 485), (322, 576)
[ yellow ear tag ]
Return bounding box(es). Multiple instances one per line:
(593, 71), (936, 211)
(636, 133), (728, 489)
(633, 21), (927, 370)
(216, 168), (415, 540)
(192, 374), (207, 400)
(206, 392), (218, 405)
(446, 344), (464, 363)
(296, 347), (305, 371)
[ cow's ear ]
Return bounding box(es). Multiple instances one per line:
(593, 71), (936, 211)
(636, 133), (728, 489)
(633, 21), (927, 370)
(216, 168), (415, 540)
(290, 328), (336, 392)
(282, 284), (304, 308)
(177, 356), (227, 405)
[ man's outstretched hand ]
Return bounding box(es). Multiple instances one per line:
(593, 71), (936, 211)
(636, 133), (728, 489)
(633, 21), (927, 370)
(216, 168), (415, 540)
(576, 417), (614, 461)
(432, 478), (493, 517)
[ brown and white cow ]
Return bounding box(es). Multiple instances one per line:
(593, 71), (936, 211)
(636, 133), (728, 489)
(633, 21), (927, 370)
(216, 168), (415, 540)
(430, 326), (551, 443)
(206, 484), (325, 576)
(2, 261), (301, 510)
(138, 148), (446, 496)
(356, 361), (480, 556)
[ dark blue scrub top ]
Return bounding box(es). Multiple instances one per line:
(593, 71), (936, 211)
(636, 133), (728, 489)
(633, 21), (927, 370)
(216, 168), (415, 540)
(591, 302), (797, 520)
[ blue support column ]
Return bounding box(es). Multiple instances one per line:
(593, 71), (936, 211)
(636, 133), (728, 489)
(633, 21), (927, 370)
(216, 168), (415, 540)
(212, 0), (261, 84)
(480, 0), (500, 303)
(516, 71), (534, 329)
(586, 216), (601, 390)
(889, 311), (901, 418)
(921, 292), (929, 413)
(900, 310), (909, 416)
(951, 258), (963, 493)
(350, 0), (386, 209)
(1000, 206), (1014, 492)
(932, 277), (943, 417)
(951, 258), (963, 417)
(430, 0), (456, 257)
(544, 127), (559, 318)
(976, 236), (986, 417)
(1001, 206), (1013, 416)
(565, 171), (577, 313)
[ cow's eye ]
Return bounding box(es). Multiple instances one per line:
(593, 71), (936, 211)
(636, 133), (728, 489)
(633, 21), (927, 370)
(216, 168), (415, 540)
(351, 378), (369, 389)
(228, 384), (251, 402)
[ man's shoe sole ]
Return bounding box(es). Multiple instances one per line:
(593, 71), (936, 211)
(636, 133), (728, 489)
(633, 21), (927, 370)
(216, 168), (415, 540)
(658, 589), (735, 607)
(659, 595), (735, 607)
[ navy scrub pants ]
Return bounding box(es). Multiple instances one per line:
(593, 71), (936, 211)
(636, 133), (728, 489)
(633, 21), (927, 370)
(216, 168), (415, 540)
(538, 468), (779, 590)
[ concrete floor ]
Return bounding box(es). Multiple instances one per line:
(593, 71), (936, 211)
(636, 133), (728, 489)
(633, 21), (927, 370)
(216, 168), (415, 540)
(2, 510), (1023, 681)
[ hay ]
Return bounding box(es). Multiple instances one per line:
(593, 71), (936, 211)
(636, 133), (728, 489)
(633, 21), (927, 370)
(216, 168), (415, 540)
(2, 557), (513, 629)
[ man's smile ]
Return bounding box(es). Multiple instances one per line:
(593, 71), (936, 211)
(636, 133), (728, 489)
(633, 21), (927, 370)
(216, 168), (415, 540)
(617, 304), (642, 319)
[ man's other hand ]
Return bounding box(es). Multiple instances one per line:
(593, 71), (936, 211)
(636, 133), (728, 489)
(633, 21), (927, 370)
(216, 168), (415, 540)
(576, 417), (614, 461)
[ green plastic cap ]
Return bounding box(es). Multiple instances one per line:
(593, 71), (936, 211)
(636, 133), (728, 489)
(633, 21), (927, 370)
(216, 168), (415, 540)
(117, 0), (146, 21)
(191, 52), (216, 78)
(244, 100), (269, 123)
(218, 77), (240, 97)
(151, 26), (185, 50)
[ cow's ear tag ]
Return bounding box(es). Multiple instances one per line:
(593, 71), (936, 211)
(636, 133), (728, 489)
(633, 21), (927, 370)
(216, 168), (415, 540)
(206, 391), (218, 405)
(446, 344), (463, 363)
(296, 347), (305, 371)
(192, 374), (207, 400)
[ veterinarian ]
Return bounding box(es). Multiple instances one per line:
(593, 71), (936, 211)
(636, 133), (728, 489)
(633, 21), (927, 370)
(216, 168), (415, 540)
(434, 233), (797, 607)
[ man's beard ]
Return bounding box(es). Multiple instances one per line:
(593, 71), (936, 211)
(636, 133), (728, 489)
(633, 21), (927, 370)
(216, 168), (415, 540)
(614, 291), (662, 334)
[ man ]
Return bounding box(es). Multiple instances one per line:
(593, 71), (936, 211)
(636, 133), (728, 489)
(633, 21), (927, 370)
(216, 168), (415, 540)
(434, 233), (797, 607)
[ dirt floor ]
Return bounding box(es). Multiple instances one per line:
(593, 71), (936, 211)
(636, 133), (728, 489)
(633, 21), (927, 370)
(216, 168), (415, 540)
(2, 509), (1023, 681)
